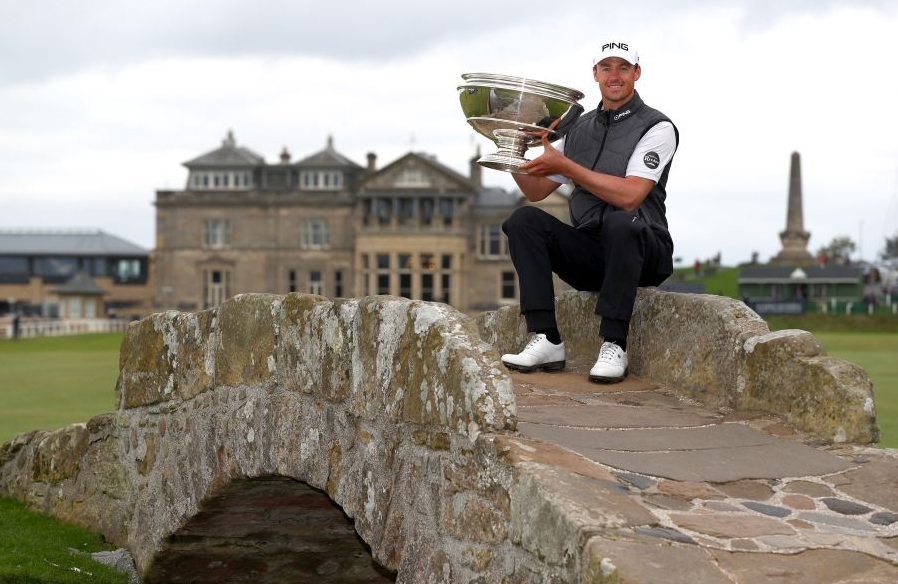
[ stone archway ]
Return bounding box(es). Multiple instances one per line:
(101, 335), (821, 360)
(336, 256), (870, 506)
(143, 477), (396, 583)
(109, 293), (516, 579)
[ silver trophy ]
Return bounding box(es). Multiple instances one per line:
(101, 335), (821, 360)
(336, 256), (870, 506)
(458, 73), (585, 173)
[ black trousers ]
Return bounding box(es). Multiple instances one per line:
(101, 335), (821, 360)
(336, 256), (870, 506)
(502, 206), (673, 340)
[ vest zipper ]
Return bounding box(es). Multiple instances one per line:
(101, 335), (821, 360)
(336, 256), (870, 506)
(589, 110), (613, 229)
(590, 109), (612, 171)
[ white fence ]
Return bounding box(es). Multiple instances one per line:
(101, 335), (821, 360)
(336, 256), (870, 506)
(2, 318), (132, 340)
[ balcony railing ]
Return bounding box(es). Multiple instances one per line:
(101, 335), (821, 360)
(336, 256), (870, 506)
(1, 318), (132, 340)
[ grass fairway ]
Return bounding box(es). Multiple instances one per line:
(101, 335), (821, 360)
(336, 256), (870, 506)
(0, 497), (128, 584)
(0, 333), (123, 445)
(671, 266), (741, 298)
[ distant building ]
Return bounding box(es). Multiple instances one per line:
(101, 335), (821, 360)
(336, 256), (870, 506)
(0, 229), (151, 318)
(738, 152), (869, 313)
(152, 132), (569, 314)
(738, 265), (864, 314)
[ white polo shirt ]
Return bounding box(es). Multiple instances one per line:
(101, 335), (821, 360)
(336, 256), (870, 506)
(548, 121), (677, 184)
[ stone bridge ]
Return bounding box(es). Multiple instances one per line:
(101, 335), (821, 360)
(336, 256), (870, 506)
(1, 289), (894, 583)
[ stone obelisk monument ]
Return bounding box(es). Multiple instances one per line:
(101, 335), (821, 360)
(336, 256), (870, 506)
(770, 151), (815, 265)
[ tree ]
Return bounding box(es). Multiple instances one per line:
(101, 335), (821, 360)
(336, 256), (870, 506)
(816, 236), (856, 265)
(883, 232), (898, 259)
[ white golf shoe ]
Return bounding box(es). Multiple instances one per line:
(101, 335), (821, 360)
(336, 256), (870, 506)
(501, 334), (566, 373)
(589, 341), (628, 383)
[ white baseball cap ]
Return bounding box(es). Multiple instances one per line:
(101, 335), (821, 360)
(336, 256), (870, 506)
(593, 39), (639, 66)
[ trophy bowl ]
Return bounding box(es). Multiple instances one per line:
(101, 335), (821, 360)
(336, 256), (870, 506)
(458, 73), (585, 173)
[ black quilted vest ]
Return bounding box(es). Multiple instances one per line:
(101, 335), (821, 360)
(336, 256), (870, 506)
(565, 91), (677, 232)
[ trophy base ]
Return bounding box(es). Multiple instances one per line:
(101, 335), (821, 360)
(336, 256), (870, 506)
(478, 129), (530, 174)
(478, 153), (528, 174)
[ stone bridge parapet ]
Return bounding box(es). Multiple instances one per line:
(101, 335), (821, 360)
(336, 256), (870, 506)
(0, 289), (881, 583)
(477, 288), (877, 444)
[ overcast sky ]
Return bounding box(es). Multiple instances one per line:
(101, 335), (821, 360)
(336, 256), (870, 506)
(1, 0), (897, 267)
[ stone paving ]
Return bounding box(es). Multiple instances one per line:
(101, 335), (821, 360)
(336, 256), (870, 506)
(509, 356), (898, 583)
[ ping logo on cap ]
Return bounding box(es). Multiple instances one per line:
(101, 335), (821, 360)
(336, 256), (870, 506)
(602, 42), (629, 52)
(593, 39), (639, 66)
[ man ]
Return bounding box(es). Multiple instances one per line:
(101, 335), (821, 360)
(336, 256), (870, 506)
(500, 38), (678, 383)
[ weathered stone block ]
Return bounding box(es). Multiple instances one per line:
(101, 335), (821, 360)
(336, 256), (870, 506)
(474, 291), (602, 359)
(413, 430), (452, 451)
(276, 293), (352, 401)
(116, 313), (178, 408)
(509, 462), (655, 567)
(274, 293), (518, 439)
(326, 443), (342, 497)
(474, 303), (528, 357)
(443, 493), (509, 544)
(343, 296), (515, 437)
(743, 330), (878, 443)
(628, 289), (768, 408)
(464, 546), (494, 573)
(172, 309), (217, 401)
(0, 430), (40, 468)
(83, 436), (130, 500)
(136, 432), (156, 476)
(553, 292), (604, 359)
(582, 536), (734, 584)
(116, 309), (218, 408)
(214, 294), (281, 388)
(31, 423), (89, 484)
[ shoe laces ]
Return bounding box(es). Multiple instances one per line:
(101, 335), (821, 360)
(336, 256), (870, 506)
(524, 334), (545, 351)
(599, 342), (622, 362)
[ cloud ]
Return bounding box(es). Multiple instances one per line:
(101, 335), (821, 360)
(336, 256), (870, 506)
(0, 0), (587, 83)
(1, 0), (897, 266)
(4, 0), (893, 83)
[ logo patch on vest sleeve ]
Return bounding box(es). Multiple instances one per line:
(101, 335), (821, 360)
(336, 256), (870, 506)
(643, 151), (660, 169)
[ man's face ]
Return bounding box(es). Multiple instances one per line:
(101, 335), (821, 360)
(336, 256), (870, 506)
(593, 57), (640, 109)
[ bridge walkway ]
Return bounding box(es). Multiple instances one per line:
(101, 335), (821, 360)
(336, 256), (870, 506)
(508, 356), (898, 583)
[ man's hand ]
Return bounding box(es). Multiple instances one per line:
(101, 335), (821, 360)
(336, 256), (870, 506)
(511, 131), (565, 202)
(518, 132), (570, 177)
(517, 131), (656, 211)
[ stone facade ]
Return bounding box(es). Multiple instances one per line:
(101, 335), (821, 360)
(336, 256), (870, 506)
(153, 133), (570, 316)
